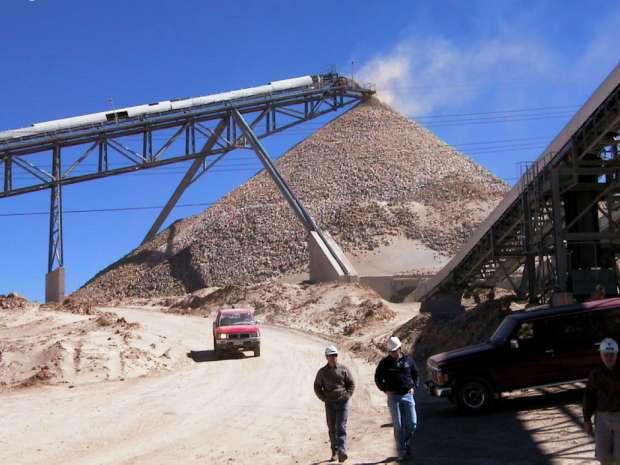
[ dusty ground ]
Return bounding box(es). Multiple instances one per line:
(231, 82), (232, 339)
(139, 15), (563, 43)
(0, 288), (598, 465)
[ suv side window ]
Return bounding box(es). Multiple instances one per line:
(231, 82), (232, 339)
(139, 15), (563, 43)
(513, 319), (549, 350)
(592, 308), (620, 341)
(517, 321), (534, 340)
(547, 313), (592, 347)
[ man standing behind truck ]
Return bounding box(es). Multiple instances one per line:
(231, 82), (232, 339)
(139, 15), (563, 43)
(375, 336), (419, 462)
(314, 345), (355, 463)
(584, 337), (620, 465)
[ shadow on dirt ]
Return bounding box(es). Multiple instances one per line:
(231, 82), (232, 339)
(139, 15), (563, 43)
(186, 350), (249, 363)
(187, 350), (220, 362)
(400, 387), (593, 465)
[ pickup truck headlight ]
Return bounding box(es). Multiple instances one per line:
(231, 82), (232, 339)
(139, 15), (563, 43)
(218, 333), (228, 339)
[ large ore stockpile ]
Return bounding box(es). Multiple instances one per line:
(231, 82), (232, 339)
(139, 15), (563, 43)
(74, 98), (508, 302)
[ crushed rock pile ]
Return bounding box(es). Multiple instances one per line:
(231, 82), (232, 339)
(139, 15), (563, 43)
(74, 97), (508, 302)
(42, 296), (96, 315)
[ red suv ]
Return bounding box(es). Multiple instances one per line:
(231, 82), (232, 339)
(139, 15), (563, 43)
(213, 308), (261, 358)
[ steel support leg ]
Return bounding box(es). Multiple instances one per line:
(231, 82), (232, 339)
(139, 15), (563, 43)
(232, 109), (314, 228)
(551, 170), (568, 291)
(3, 157), (12, 193)
(231, 108), (350, 276)
(142, 119), (229, 245)
(522, 190), (537, 303)
(46, 146), (65, 303)
(48, 146), (64, 272)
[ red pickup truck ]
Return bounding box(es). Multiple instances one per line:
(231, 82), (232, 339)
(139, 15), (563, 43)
(212, 308), (261, 358)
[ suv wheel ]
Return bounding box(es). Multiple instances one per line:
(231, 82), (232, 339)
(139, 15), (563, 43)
(254, 344), (261, 357)
(456, 378), (493, 413)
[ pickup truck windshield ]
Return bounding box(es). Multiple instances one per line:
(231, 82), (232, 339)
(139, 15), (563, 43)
(490, 317), (517, 344)
(219, 313), (253, 326)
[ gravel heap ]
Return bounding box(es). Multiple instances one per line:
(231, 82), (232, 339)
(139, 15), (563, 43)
(0, 293), (33, 310)
(74, 97), (508, 302)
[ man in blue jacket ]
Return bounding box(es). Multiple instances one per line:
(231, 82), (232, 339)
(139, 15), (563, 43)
(374, 336), (419, 462)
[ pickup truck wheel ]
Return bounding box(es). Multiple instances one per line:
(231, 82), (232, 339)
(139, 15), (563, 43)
(456, 378), (493, 413)
(254, 345), (260, 357)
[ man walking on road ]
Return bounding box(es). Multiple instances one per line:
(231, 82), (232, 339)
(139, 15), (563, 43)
(374, 336), (419, 462)
(584, 337), (620, 465)
(314, 345), (355, 463)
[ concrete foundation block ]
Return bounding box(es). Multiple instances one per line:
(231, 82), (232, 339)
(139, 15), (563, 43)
(308, 231), (358, 283)
(45, 267), (65, 303)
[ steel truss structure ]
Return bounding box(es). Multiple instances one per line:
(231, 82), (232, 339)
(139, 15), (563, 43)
(0, 73), (374, 299)
(415, 64), (620, 305)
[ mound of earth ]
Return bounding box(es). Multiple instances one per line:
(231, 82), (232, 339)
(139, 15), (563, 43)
(123, 280), (425, 369)
(0, 292), (34, 310)
(124, 281), (399, 337)
(0, 303), (174, 391)
(74, 97), (508, 303)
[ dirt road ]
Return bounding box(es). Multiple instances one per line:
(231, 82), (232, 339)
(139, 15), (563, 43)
(0, 307), (396, 465)
(0, 306), (597, 465)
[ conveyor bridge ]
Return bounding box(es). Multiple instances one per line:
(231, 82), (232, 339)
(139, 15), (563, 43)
(0, 73), (374, 301)
(415, 63), (620, 307)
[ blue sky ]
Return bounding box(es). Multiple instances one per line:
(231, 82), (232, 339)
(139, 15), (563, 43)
(1, 0), (618, 301)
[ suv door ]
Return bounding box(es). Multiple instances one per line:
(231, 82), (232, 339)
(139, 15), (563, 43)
(494, 318), (559, 390)
(544, 312), (596, 382)
(591, 306), (620, 354)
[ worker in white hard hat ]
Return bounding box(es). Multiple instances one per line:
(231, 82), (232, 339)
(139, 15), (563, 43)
(374, 336), (419, 462)
(314, 345), (355, 463)
(584, 337), (620, 465)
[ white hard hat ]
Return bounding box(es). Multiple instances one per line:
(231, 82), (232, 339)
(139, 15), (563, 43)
(387, 336), (402, 352)
(325, 345), (338, 356)
(599, 338), (619, 354)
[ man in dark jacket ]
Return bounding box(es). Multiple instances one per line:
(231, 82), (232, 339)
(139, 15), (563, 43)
(375, 336), (419, 462)
(314, 345), (355, 463)
(583, 337), (620, 465)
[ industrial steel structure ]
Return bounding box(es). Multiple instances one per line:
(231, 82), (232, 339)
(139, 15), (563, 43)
(415, 63), (620, 307)
(0, 73), (374, 301)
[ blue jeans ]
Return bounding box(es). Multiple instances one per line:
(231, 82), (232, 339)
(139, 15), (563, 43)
(325, 399), (350, 455)
(387, 392), (417, 456)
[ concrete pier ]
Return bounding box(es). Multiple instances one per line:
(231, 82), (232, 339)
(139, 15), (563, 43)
(308, 231), (358, 283)
(45, 267), (65, 303)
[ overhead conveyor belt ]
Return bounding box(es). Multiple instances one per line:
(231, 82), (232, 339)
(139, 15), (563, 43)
(0, 73), (374, 302)
(414, 63), (620, 305)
